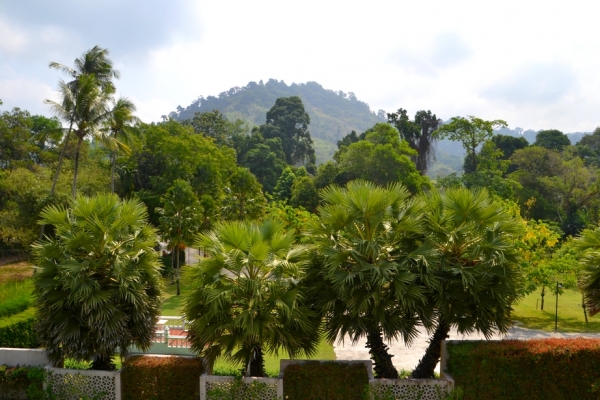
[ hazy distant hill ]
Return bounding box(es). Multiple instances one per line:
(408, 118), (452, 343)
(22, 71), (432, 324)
(170, 79), (591, 167)
(170, 79), (384, 164)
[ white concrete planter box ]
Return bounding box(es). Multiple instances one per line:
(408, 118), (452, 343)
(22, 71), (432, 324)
(200, 374), (282, 400)
(0, 347), (49, 367)
(368, 377), (454, 400)
(45, 366), (121, 400)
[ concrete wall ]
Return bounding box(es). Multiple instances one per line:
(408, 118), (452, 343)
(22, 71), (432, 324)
(0, 348), (48, 366)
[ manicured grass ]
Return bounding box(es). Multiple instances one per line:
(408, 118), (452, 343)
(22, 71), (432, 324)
(213, 339), (336, 376)
(0, 279), (33, 318)
(512, 286), (600, 333)
(161, 276), (190, 315)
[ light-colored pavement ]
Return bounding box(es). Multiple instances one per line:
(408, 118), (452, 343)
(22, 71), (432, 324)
(333, 323), (600, 373)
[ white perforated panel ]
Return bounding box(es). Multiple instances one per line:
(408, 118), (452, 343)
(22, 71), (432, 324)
(46, 368), (118, 400)
(205, 377), (279, 400)
(370, 380), (449, 400)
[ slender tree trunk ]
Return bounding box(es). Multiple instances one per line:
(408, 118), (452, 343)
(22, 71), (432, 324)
(366, 328), (398, 379)
(40, 124), (73, 238)
(176, 245), (180, 296)
(541, 285), (546, 311)
(72, 135), (84, 198)
(110, 150), (116, 193)
(411, 320), (451, 379)
(170, 248), (175, 284)
(247, 345), (266, 377)
(50, 123), (73, 196)
(582, 292), (589, 323)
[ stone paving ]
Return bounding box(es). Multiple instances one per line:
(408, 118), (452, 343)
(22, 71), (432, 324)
(333, 323), (600, 373)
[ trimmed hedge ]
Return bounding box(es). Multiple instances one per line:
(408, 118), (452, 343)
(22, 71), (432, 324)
(0, 308), (38, 348)
(283, 361), (369, 400)
(447, 339), (600, 400)
(121, 355), (206, 400)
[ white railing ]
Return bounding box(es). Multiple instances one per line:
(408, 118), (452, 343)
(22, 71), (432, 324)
(159, 315), (187, 330)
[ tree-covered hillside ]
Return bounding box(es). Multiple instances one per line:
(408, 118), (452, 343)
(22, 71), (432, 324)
(169, 79), (384, 164)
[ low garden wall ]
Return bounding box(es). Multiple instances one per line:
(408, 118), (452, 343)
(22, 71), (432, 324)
(200, 375), (282, 400)
(45, 366), (121, 400)
(0, 348), (48, 366)
(199, 360), (454, 400)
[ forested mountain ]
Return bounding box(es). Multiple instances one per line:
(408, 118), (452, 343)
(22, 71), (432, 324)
(169, 79), (384, 164)
(170, 79), (590, 168)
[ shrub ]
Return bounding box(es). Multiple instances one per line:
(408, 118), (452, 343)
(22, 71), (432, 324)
(446, 339), (600, 400)
(121, 356), (206, 400)
(0, 308), (38, 348)
(0, 365), (47, 400)
(283, 361), (369, 400)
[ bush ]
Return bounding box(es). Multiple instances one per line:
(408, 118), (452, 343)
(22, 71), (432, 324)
(0, 308), (38, 348)
(121, 356), (205, 400)
(283, 361), (369, 400)
(0, 365), (46, 400)
(447, 339), (600, 400)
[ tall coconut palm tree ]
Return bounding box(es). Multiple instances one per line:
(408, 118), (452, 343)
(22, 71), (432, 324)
(45, 46), (118, 198)
(184, 219), (320, 377)
(103, 97), (140, 193)
(411, 188), (524, 378)
(307, 180), (435, 379)
(32, 193), (163, 370)
(49, 45), (119, 95)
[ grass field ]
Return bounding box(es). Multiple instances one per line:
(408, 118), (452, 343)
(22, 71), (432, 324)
(512, 285), (600, 333)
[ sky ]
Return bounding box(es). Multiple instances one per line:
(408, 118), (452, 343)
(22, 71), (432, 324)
(1, 0), (599, 132)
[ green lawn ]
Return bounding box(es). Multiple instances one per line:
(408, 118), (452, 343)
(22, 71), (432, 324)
(512, 286), (600, 333)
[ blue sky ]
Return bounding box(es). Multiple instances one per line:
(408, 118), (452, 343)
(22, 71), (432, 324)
(1, 0), (599, 132)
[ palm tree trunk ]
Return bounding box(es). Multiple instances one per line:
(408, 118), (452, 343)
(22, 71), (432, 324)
(72, 135), (84, 198)
(50, 122), (73, 196)
(110, 150), (116, 193)
(366, 328), (398, 379)
(91, 353), (116, 371)
(176, 246), (180, 296)
(247, 345), (266, 377)
(411, 320), (451, 379)
(582, 292), (589, 323)
(40, 124), (72, 238)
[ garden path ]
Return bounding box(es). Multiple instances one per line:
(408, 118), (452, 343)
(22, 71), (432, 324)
(333, 324), (600, 373)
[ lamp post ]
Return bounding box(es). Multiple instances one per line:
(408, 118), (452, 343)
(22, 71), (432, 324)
(555, 282), (562, 331)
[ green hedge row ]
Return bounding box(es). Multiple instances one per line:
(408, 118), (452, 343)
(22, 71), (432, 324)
(446, 339), (600, 400)
(121, 356), (205, 400)
(0, 308), (38, 348)
(283, 361), (369, 400)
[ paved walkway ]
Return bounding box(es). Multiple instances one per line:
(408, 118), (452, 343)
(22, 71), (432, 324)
(333, 323), (600, 373)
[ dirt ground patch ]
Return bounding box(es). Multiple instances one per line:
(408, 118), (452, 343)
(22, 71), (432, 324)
(0, 261), (33, 284)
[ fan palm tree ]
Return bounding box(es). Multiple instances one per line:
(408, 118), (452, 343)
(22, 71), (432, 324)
(307, 180), (435, 379)
(411, 188), (524, 378)
(184, 219), (320, 377)
(103, 97), (140, 193)
(575, 228), (600, 316)
(32, 193), (163, 370)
